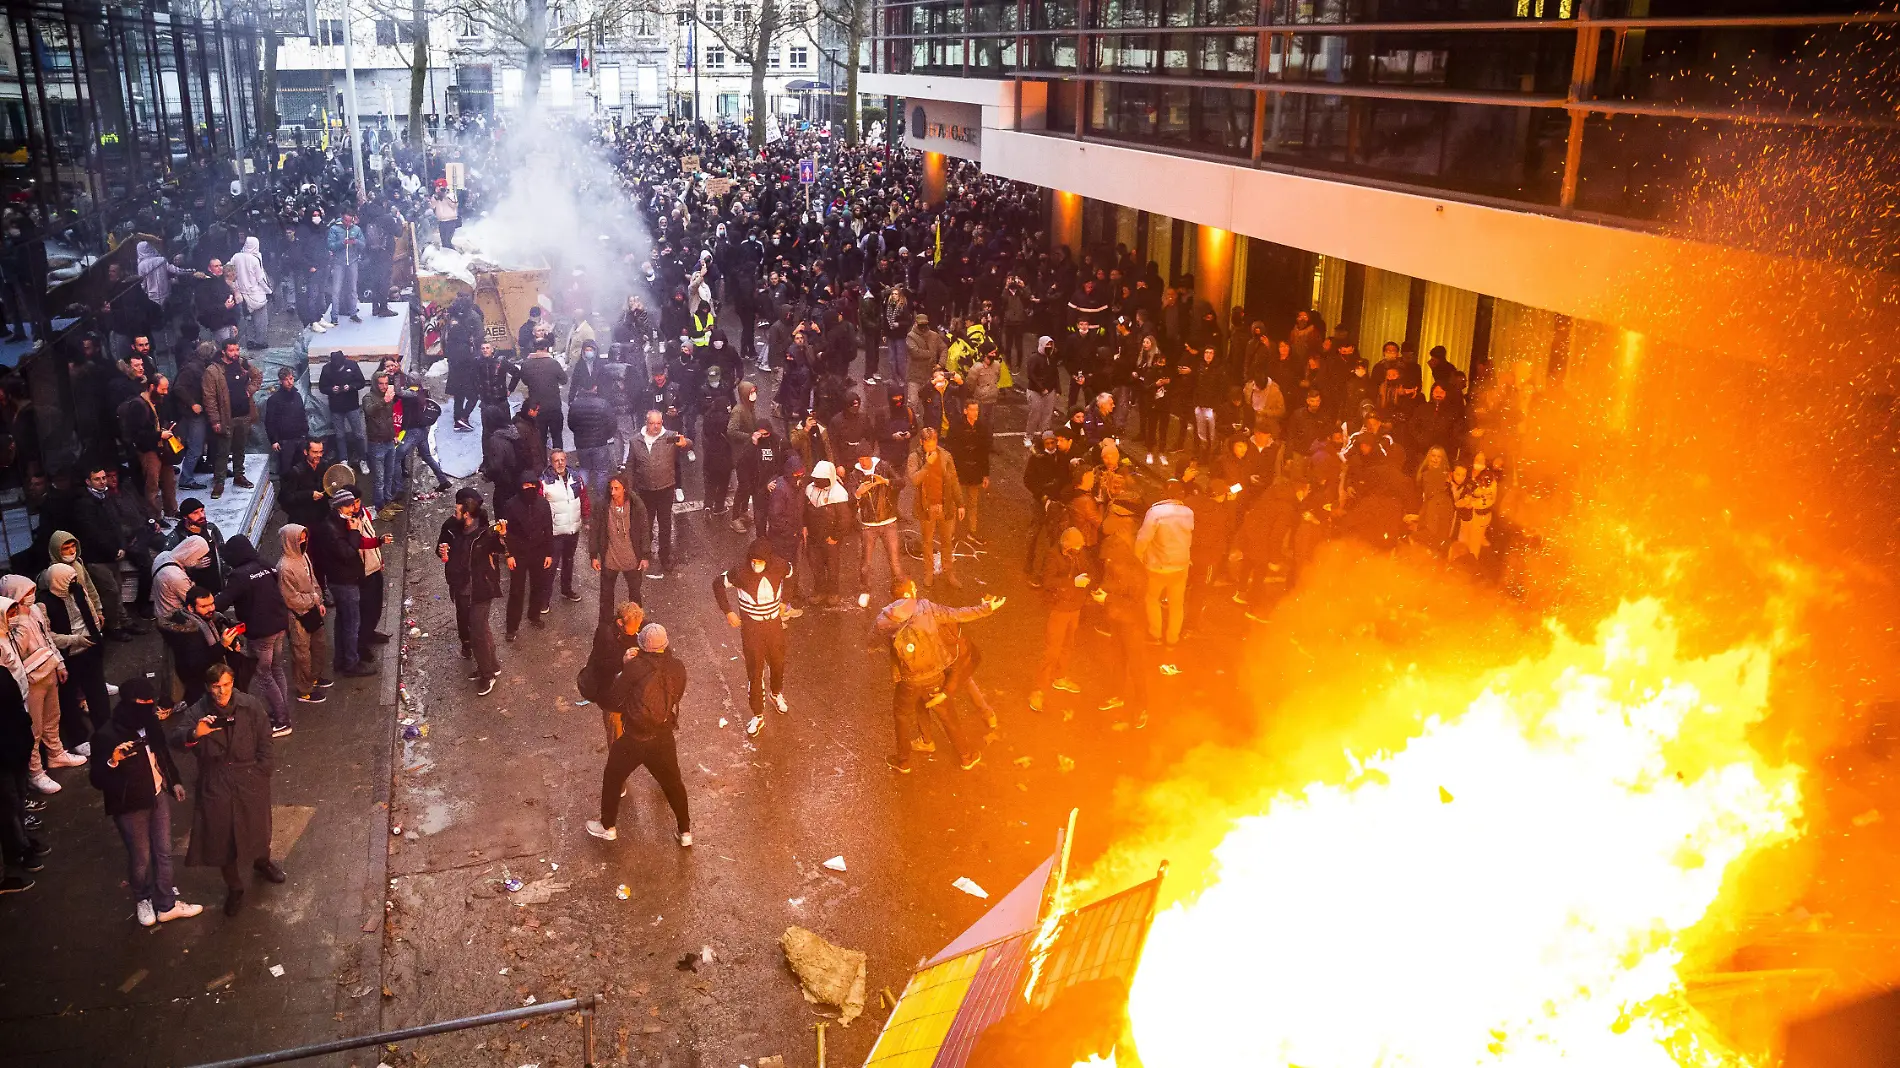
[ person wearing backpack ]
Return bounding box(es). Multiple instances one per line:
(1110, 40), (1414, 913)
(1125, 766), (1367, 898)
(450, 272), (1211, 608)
(873, 578), (1003, 773)
(585, 624), (691, 848)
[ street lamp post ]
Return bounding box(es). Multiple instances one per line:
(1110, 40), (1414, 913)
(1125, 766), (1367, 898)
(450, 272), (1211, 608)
(340, 0), (367, 202)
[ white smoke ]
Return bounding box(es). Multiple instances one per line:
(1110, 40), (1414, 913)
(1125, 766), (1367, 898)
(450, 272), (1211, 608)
(449, 117), (654, 320)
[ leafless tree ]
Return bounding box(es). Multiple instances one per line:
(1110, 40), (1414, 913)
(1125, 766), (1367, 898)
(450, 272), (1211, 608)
(815, 0), (868, 142)
(437, 0), (651, 113)
(693, 0), (820, 147)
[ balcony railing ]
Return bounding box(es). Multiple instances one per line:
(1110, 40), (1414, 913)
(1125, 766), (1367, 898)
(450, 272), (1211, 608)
(867, 2), (1900, 267)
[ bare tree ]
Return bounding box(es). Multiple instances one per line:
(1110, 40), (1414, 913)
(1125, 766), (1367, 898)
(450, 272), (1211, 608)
(694, 0), (819, 147)
(816, 0), (868, 142)
(359, 0), (435, 141)
(440, 0), (651, 113)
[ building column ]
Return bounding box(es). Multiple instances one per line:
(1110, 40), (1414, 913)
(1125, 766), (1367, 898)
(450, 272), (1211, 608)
(1195, 224), (1235, 314)
(922, 150), (947, 206)
(1051, 189), (1082, 254)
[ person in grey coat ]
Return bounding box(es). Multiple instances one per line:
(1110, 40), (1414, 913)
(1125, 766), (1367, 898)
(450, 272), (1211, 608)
(180, 663), (284, 915)
(621, 409), (692, 577)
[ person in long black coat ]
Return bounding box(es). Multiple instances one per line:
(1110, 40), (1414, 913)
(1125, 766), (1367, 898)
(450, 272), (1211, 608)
(500, 477), (554, 640)
(180, 664), (282, 915)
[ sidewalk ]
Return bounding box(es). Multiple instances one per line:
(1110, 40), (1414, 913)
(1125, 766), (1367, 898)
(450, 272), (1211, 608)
(0, 524), (406, 1067)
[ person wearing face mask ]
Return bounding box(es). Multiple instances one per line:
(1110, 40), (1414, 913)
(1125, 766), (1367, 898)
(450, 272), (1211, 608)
(713, 539), (794, 736)
(89, 678), (203, 925)
(36, 562), (109, 756)
(803, 460), (853, 607)
(501, 475), (556, 640)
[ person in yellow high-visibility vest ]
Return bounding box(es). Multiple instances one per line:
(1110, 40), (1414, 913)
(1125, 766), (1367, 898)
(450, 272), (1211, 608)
(690, 303), (715, 349)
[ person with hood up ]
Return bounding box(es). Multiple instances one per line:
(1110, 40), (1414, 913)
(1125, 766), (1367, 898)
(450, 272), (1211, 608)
(134, 241), (193, 332)
(215, 536), (291, 737)
(89, 678), (204, 926)
(802, 460), (853, 607)
(437, 488), (506, 695)
(227, 236), (273, 350)
(151, 533), (211, 620)
(180, 662), (284, 916)
(1, 579), (76, 795)
(713, 539), (795, 736)
(0, 624), (46, 889)
(873, 578), (1001, 773)
(501, 475), (555, 640)
(36, 563), (109, 756)
(585, 623), (692, 848)
(277, 524), (330, 705)
(49, 528), (136, 643)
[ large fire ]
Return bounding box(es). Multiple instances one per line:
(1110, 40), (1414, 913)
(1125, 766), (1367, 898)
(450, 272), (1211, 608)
(1122, 599), (1803, 1067)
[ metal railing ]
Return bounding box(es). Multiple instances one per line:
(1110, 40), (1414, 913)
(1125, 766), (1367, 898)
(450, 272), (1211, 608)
(869, 2), (1900, 212)
(184, 994), (602, 1068)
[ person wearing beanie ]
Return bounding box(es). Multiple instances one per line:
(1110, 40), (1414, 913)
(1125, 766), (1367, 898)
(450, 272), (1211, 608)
(310, 488), (389, 678)
(500, 475), (555, 640)
(713, 538), (794, 736)
(89, 678), (203, 925)
(586, 622), (691, 848)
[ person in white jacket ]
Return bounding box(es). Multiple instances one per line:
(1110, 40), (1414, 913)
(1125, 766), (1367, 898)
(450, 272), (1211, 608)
(542, 450), (590, 603)
(226, 236), (273, 351)
(1134, 483), (1195, 656)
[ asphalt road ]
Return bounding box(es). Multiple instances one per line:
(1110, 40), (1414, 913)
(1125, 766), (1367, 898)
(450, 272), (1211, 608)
(377, 385), (1250, 1068)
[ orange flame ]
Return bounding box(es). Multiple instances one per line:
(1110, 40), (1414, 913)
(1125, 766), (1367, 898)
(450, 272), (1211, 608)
(1125, 599), (1802, 1067)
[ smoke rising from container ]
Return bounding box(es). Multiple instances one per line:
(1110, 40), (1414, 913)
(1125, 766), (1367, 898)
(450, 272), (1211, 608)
(449, 117), (654, 320)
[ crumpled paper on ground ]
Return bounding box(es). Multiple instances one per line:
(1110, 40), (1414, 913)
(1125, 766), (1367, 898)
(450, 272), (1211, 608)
(779, 926), (866, 1026)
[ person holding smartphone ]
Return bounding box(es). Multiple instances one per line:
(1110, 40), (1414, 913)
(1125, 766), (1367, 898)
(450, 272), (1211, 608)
(89, 678), (203, 926)
(182, 663), (282, 916)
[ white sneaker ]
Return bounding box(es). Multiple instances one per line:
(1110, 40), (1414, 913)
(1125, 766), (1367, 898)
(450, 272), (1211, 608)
(856, 592), (870, 608)
(585, 819), (617, 841)
(677, 831), (693, 847)
(1022, 435), (1033, 448)
(686, 450), (697, 462)
(71, 742), (91, 758)
(136, 900), (157, 927)
(746, 715), (763, 737)
(674, 487), (686, 503)
(771, 692), (788, 714)
(1145, 452), (1155, 465)
(29, 772), (59, 794)
(106, 682), (120, 697)
(157, 901), (204, 921)
(48, 752), (87, 769)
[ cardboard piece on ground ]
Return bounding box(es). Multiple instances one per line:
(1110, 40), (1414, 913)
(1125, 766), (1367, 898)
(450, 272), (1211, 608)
(780, 926), (867, 1027)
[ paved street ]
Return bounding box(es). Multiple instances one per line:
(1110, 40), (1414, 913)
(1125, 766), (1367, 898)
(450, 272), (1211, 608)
(0, 373), (1256, 1068)
(377, 390), (1250, 1067)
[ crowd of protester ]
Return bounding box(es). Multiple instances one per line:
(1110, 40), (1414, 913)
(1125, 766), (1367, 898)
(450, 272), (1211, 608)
(0, 106), (1537, 911)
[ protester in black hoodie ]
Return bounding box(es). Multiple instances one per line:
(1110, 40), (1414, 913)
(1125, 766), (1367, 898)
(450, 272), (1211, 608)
(88, 678), (203, 924)
(216, 536), (291, 734)
(712, 538), (793, 735)
(501, 477), (555, 640)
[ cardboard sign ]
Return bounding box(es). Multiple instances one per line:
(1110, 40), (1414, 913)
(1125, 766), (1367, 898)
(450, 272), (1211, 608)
(682, 154), (700, 173)
(705, 176), (734, 197)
